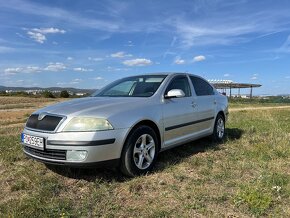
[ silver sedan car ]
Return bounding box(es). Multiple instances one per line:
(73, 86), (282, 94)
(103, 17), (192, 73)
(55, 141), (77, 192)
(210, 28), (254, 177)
(21, 73), (228, 176)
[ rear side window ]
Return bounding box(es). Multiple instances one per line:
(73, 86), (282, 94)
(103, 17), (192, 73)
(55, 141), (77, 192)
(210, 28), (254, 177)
(190, 76), (214, 96)
(166, 76), (191, 97)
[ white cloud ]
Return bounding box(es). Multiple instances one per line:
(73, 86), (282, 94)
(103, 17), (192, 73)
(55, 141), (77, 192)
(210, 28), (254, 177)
(111, 51), (132, 58)
(44, 62), (66, 71)
(174, 57), (185, 65)
(124, 41), (134, 47)
(93, 76), (103, 80)
(3, 1), (290, 45)
(107, 66), (129, 71)
(251, 73), (259, 80)
(123, 58), (152, 66)
(170, 8), (290, 48)
(25, 66), (41, 73)
(27, 31), (46, 43)
(170, 37), (178, 47)
(26, 27), (66, 44)
(4, 67), (23, 75)
(224, 73), (230, 77)
(70, 78), (82, 84)
(278, 35), (290, 53)
(32, 27), (66, 34)
(88, 57), (103, 61)
(73, 67), (93, 72)
(2, 1), (120, 32)
(67, 57), (73, 61)
(193, 55), (206, 62)
(57, 82), (66, 85)
(4, 66), (41, 75)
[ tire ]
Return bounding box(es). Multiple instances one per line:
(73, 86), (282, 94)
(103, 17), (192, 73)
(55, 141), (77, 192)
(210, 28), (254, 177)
(212, 114), (225, 142)
(120, 125), (159, 177)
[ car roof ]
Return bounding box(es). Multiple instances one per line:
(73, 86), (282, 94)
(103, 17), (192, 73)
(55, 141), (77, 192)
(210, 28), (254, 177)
(138, 72), (197, 77)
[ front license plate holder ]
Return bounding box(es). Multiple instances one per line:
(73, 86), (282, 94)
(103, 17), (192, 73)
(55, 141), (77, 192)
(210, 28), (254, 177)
(21, 133), (45, 150)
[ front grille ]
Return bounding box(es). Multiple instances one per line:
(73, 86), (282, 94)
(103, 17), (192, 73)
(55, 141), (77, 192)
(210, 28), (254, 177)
(24, 146), (66, 160)
(26, 114), (63, 131)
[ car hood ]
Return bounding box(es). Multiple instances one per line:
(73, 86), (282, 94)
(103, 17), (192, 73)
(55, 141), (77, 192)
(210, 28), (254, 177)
(35, 97), (150, 117)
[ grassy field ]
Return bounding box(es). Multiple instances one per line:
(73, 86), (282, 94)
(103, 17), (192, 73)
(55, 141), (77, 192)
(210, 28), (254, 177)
(0, 96), (289, 217)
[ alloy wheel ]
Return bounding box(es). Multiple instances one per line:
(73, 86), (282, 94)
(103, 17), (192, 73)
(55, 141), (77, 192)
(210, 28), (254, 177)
(216, 118), (225, 139)
(133, 134), (156, 170)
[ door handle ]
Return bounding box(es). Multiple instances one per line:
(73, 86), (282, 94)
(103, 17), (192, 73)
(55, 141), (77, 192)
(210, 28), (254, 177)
(191, 102), (197, 108)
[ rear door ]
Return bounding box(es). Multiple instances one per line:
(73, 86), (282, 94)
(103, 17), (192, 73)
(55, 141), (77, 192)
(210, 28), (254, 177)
(189, 76), (216, 131)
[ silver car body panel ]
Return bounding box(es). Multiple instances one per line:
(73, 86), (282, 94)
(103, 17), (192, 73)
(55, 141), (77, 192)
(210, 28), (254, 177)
(21, 73), (228, 165)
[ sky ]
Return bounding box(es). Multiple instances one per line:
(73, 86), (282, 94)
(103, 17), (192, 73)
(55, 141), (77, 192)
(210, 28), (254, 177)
(1, 0), (290, 95)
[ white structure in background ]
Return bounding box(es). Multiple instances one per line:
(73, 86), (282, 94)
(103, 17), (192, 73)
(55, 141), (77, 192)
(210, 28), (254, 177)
(208, 79), (233, 84)
(207, 79), (261, 98)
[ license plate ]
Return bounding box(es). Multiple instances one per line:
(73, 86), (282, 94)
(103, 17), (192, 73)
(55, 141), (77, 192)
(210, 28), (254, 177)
(21, 133), (44, 150)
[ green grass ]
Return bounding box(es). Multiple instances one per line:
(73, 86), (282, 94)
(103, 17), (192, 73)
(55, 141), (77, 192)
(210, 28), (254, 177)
(0, 102), (289, 217)
(229, 97), (290, 108)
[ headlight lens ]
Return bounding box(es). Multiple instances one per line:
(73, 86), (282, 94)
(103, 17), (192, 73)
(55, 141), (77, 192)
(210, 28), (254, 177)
(62, 117), (113, 132)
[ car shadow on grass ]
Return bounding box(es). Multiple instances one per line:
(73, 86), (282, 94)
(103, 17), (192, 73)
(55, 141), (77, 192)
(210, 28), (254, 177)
(46, 127), (243, 182)
(155, 127), (243, 171)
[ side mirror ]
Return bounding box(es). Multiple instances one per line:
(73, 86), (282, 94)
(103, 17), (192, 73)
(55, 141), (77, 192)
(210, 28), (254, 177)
(165, 89), (185, 98)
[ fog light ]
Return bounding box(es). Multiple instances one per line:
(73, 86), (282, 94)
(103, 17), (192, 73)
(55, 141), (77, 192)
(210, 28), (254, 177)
(67, 150), (87, 161)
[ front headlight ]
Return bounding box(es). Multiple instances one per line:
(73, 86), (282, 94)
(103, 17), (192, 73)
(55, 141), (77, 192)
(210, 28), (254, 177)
(62, 117), (114, 132)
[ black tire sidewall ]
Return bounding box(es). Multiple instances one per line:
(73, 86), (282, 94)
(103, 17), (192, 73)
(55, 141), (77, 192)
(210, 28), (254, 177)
(121, 125), (159, 177)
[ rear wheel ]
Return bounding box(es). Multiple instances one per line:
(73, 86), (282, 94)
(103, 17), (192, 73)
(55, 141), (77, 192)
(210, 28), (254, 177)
(212, 114), (225, 142)
(120, 125), (158, 177)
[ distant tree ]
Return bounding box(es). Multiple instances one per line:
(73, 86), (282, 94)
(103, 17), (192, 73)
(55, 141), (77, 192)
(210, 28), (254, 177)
(0, 91), (7, 96)
(43, 90), (55, 98)
(60, 90), (70, 98)
(12, 91), (30, 97)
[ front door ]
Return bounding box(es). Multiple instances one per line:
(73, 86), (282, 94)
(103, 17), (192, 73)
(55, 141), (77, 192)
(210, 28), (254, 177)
(162, 75), (196, 148)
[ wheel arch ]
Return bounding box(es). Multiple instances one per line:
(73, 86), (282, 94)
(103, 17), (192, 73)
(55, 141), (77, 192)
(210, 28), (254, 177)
(217, 110), (225, 121)
(217, 111), (226, 120)
(122, 119), (162, 153)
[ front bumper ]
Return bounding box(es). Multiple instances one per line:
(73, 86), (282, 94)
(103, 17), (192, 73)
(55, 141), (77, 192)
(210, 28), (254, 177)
(22, 127), (129, 166)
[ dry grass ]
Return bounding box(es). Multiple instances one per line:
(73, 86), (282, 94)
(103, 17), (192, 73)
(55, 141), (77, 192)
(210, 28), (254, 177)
(0, 96), (65, 110)
(0, 96), (59, 105)
(0, 97), (289, 217)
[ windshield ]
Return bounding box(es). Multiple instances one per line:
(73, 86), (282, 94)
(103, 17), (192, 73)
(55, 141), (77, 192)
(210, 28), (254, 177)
(93, 75), (167, 97)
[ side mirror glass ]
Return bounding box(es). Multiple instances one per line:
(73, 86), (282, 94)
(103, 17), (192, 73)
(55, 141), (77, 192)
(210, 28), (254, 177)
(165, 89), (185, 98)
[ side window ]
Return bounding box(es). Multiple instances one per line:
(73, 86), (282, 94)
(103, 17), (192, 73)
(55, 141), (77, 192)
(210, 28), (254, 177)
(190, 76), (214, 96)
(166, 76), (191, 97)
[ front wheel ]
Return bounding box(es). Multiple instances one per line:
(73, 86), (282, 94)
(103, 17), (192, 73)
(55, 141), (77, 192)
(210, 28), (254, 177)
(120, 125), (158, 177)
(212, 114), (225, 142)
